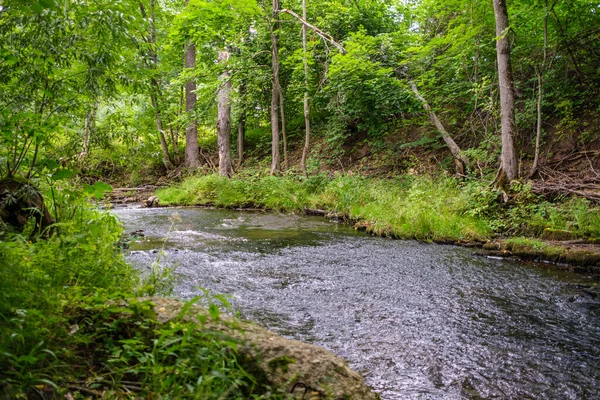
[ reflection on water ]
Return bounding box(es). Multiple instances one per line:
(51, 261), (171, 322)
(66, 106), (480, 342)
(115, 206), (600, 400)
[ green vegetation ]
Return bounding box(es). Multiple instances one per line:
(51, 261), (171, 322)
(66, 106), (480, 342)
(1, 0), (600, 396)
(157, 173), (600, 243)
(0, 186), (284, 399)
(504, 237), (565, 258)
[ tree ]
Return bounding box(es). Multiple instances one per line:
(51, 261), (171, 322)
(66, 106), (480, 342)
(217, 50), (233, 177)
(408, 81), (468, 176)
(300, 0), (311, 176)
(140, 0), (175, 170)
(184, 0), (199, 169)
(269, 0), (281, 175)
(492, 0), (518, 182)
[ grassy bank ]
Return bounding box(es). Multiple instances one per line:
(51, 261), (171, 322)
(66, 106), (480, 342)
(156, 172), (600, 243)
(0, 184), (285, 399)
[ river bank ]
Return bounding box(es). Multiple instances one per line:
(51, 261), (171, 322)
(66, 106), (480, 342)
(150, 173), (600, 272)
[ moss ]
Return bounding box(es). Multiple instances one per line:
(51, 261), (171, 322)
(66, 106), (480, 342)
(268, 356), (297, 374)
(541, 228), (577, 241)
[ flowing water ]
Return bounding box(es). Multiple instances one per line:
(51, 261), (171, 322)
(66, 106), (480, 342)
(115, 206), (600, 399)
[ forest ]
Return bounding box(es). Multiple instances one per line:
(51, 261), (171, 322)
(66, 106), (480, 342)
(1, 0), (600, 398)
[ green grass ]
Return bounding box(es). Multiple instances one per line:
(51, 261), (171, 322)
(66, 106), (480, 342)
(157, 172), (600, 242)
(157, 173), (492, 241)
(504, 237), (565, 257)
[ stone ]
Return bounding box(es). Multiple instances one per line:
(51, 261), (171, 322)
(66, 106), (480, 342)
(0, 176), (54, 233)
(144, 196), (159, 208)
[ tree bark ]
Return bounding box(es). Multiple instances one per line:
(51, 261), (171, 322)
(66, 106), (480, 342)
(270, 0), (281, 175)
(530, 68), (543, 179)
(530, 0), (556, 179)
(184, 0), (199, 169)
(493, 0), (518, 182)
(79, 102), (97, 162)
(217, 50), (233, 178)
(150, 86), (174, 170)
(409, 81), (468, 176)
(300, 0), (311, 177)
(81, 109), (90, 161)
(237, 112), (245, 169)
(279, 85), (288, 171)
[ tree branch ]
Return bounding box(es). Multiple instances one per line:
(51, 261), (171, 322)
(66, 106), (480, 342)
(279, 9), (346, 54)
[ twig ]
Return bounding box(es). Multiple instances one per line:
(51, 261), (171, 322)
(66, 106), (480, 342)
(279, 9), (346, 54)
(67, 385), (103, 398)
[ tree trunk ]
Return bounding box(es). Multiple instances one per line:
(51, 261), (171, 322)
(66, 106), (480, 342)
(530, 0), (554, 179)
(529, 69), (543, 179)
(217, 50), (233, 178)
(493, 0), (518, 182)
(237, 112), (245, 169)
(140, 0), (174, 169)
(300, 0), (311, 177)
(409, 81), (467, 176)
(150, 86), (174, 170)
(80, 109), (90, 161)
(279, 86), (288, 171)
(184, 0), (199, 169)
(169, 125), (180, 165)
(270, 0), (281, 175)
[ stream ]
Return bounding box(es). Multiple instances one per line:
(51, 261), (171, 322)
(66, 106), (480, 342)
(115, 206), (600, 399)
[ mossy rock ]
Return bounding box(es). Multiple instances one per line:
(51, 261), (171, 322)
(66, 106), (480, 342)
(541, 228), (577, 241)
(483, 241), (501, 251)
(0, 176), (54, 233)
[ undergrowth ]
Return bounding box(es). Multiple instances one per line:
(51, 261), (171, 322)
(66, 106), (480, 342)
(156, 172), (600, 241)
(0, 181), (283, 399)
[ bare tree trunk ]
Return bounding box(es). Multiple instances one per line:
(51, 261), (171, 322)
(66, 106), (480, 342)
(80, 109), (90, 162)
(217, 50), (233, 178)
(169, 126), (180, 164)
(530, 69), (543, 178)
(279, 86), (288, 171)
(270, 0), (281, 175)
(184, 0), (199, 169)
(237, 112), (245, 169)
(150, 87), (174, 170)
(300, 0), (311, 177)
(530, 0), (555, 179)
(493, 0), (518, 182)
(409, 81), (468, 176)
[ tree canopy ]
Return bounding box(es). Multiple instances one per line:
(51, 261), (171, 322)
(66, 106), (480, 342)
(1, 0), (599, 182)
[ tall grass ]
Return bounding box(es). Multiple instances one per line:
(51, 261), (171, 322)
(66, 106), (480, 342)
(157, 174), (492, 241)
(157, 172), (600, 242)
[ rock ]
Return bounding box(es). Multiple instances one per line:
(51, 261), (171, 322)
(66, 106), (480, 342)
(0, 176), (54, 233)
(482, 241), (500, 250)
(542, 228), (577, 241)
(145, 297), (380, 400)
(144, 196), (159, 208)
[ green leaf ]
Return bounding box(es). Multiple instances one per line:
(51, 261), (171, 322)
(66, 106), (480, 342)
(38, 0), (57, 10)
(83, 182), (113, 199)
(51, 169), (76, 181)
(208, 303), (220, 322)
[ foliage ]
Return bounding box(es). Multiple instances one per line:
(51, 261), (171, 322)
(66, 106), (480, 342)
(59, 294), (283, 399)
(0, 181), (284, 399)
